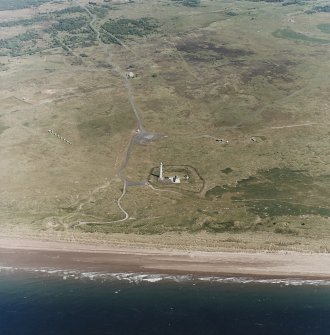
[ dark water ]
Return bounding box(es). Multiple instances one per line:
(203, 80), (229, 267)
(1, 271), (330, 335)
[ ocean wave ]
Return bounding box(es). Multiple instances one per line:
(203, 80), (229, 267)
(196, 276), (330, 286)
(1, 266), (330, 286)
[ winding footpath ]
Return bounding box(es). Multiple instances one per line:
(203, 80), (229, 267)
(76, 4), (146, 225)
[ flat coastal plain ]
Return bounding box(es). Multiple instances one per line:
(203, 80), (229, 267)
(1, 0), (330, 271)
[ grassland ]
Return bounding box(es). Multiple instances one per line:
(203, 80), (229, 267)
(0, 0), (53, 11)
(1, 0), (330, 252)
(273, 27), (330, 43)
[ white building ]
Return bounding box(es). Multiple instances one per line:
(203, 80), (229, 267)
(168, 175), (180, 183)
(127, 71), (135, 79)
(158, 162), (180, 183)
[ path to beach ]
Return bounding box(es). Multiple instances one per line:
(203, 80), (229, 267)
(71, 2), (157, 226)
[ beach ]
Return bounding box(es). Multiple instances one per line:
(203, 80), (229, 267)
(2, 236), (330, 335)
(1, 237), (330, 279)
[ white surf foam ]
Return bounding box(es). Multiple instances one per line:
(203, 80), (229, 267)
(1, 266), (330, 286)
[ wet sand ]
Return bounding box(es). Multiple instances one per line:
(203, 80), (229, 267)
(1, 237), (330, 279)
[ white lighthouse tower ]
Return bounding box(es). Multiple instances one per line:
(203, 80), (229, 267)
(159, 162), (164, 181)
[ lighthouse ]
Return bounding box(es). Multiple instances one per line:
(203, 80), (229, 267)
(159, 162), (164, 181)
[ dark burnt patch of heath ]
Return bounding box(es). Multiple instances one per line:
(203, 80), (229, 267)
(176, 40), (254, 63)
(241, 59), (297, 83)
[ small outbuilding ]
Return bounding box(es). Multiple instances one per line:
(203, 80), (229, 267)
(168, 175), (180, 184)
(127, 72), (135, 79)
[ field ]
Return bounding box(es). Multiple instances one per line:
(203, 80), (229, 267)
(1, 0), (330, 252)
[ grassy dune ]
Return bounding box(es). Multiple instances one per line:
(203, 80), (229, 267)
(1, 0), (330, 251)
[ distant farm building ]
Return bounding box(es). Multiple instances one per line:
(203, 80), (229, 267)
(126, 72), (135, 79)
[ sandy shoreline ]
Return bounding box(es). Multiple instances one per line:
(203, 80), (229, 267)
(1, 237), (330, 280)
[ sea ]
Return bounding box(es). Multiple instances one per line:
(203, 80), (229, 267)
(1, 268), (330, 335)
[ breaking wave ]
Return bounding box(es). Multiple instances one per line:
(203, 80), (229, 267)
(1, 266), (330, 286)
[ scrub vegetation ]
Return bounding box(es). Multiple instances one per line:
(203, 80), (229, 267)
(101, 18), (159, 44)
(0, 0), (53, 11)
(1, 0), (330, 252)
(172, 0), (200, 7)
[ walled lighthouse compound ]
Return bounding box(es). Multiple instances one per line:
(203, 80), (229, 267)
(158, 162), (181, 184)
